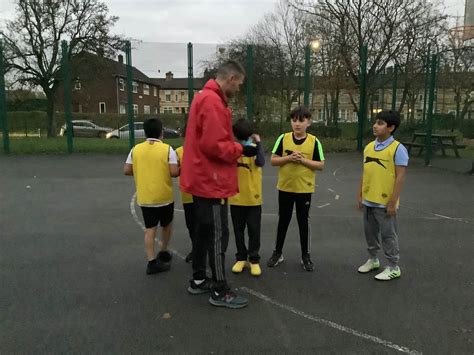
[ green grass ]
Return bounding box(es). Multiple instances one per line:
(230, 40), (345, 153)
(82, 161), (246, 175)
(0, 137), (184, 155)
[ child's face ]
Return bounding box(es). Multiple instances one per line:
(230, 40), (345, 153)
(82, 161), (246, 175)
(372, 119), (394, 138)
(290, 116), (311, 135)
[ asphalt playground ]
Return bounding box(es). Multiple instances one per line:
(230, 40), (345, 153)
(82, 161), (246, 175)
(1, 152), (473, 354)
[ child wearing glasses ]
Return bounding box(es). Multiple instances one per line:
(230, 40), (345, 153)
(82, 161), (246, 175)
(267, 106), (325, 272)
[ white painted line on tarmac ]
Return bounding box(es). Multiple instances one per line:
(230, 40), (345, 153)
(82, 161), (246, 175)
(317, 203), (331, 209)
(328, 188), (336, 193)
(240, 286), (422, 355)
(433, 213), (465, 222)
(130, 192), (186, 261)
(402, 205), (471, 225)
(332, 166), (345, 183)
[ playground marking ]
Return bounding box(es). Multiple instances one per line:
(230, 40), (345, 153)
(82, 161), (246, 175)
(240, 287), (422, 355)
(131, 194), (423, 354)
(317, 203), (331, 209)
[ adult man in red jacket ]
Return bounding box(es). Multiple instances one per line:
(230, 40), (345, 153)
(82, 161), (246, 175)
(180, 61), (257, 309)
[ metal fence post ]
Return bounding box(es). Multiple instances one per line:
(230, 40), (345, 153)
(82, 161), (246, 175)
(187, 42), (194, 113)
(61, 41), (73, 153)
(0, 40), (10, 154)
(391, 64), (398, 111)
(357, 44), (368, 152)
(425, 54), (438, 166)
(422, 46), (431, 125)
(125, 41), (135, 149)
(246, 45), (254, 121)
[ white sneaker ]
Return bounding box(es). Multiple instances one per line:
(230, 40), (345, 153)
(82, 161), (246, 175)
(357, 258), (380, 273)
(374, 266), (401, 281)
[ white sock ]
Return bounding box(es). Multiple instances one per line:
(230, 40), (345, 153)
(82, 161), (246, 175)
(194, 279), (205, 285)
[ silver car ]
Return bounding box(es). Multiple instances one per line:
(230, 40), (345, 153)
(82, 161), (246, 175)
(106, 122), (180, 139)
(60, 120), (113, 138)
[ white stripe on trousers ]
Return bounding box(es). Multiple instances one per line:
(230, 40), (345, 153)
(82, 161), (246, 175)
(213, 205), (224, 281)
(308, 207), (312, 253)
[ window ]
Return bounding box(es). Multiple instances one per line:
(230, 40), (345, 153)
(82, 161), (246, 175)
(164, 107), (173, 114)
(74, 79), (81, 90)
(175, 94), (178, 101)
(119, 78), (125, 91)
(119, 104), (126, 114)
(175, 107), (180, 113)
(132, 81), (138, 93)
(153, 87), (158, 96)
(99, 102), (106, 114)
(144, 105), (150, 114)
(133, 104), (138, 116)
(143, 84), (150, 95)
(181, 92), (185, 101)
(154, 106), (158, 114)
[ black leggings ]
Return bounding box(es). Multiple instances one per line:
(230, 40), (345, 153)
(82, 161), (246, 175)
(275, 190), (312, 256)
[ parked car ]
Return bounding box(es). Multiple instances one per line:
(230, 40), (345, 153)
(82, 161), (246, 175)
(106, 122), (180, 139)
(60, 120), (113, 138)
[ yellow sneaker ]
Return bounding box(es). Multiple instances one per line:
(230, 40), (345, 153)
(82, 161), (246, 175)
(249, 263), (262, 277)
(232, 260), (247, 273)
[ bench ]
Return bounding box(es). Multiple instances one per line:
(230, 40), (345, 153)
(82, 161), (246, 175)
(404, 133), (466, 158)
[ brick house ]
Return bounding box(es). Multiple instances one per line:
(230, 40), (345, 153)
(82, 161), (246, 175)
(56, 52), (160, 115)
(152, 71), (206, 114)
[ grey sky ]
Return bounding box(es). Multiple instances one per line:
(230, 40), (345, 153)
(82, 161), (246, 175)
(0, 0), (468, 78)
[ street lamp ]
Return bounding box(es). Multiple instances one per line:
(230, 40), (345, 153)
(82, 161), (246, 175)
(304, 39), (321, 108)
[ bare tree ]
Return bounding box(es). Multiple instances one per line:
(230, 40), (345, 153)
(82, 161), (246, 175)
(1, 0), (122, 137)
(442, 29), (474, 122)
(292, 0), (447, 116)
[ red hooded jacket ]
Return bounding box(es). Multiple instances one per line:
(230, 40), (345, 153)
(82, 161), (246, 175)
(180, 79), (243, 198)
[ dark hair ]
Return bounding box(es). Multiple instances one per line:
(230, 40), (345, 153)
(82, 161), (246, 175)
(216, 60), (245, 79)
(144, 118), (162, 139)
(233, 118), (254, 141)
(376, 110), (401, 133)
(290, 106), (312, 120)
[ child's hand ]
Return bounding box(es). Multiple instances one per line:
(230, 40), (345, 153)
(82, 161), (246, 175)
(386, 200), (397, 216)
(289, 151), (301, 162)
(294, 151), (304, 163)
(357, 196), (363, 211)
(251, 134), (261, 143)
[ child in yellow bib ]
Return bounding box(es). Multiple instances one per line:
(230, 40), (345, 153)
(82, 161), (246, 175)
(124, 118), (179, 275)
(267, 106), (325, 272)
(229, 119), (265, 277)
(357, 110), (409, 281)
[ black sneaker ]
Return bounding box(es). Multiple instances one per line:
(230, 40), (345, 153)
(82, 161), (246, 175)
(301, 254), (314, 272)
(187, 278), (213, 295)
(185, 252), (193, 263)
(146, 258), (170, 274)
(157, 250), (172, 263)
(209, 290), (249, 309)
(267, 252), (284, 267)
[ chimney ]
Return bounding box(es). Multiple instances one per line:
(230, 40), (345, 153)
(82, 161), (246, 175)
(118, 54), (123, 64)
(165, 71), (173, 81)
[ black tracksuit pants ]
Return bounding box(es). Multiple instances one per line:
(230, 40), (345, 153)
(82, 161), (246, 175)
(275, 190), (312, 257)
(230, 205), (261, 263)
(192, 196), (229, 292)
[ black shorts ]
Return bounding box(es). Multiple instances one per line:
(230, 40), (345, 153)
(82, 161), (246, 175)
(140, 203), (174, 229)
